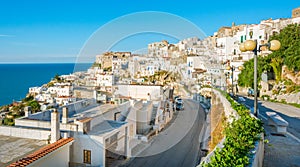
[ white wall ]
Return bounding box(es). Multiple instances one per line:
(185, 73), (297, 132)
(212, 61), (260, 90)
(136, 102), (153, 134)
(15, 119), (78, 131)
(71, 133), (104, 166)
(30, 142), (73, 167)
(115, 85), (162, 100)
(0, 126), (50, 140)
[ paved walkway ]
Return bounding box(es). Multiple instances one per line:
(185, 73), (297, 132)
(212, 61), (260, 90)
(260, 100), (300, 167)
(263, 121), (300, 167)
(237, 94), (300, 167)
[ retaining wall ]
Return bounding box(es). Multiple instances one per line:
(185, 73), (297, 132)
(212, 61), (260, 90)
(200, 89), (264, 167)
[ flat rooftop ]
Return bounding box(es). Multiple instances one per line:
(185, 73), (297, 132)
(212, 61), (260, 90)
(21, 103), (117, 123)
(88, 120), (127, 136)
(0, 135), (46, 167)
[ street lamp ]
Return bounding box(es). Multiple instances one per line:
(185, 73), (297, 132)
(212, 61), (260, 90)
(226, 66), (235, 96)
(240, 39), (281, 117)
(226, 65), (243, 96)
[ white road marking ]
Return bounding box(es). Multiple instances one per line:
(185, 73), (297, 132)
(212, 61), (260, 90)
(287, 132), (300, 143)
(259, 113), (267, 120)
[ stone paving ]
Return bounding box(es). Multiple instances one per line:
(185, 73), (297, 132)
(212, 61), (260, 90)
(0, 135), (46, 167)
(263, 121), (300, 167)
(237, 93), (300, 167)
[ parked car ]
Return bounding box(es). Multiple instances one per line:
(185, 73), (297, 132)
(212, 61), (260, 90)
(247, 88), (254, 97)
(174, 95), (180, 101)
(175, 98), (184, 110)
(175, 98), (183, 103)
(247, 88), (260, 97)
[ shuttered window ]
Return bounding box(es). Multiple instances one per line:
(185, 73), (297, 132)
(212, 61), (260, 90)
(83, 150), (91, 164)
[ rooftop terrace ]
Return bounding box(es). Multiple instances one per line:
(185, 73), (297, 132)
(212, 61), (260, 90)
(0, 135), (46, 167)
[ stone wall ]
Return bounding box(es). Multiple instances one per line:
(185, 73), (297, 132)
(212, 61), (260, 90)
(209, 92), (225, 151)
(200, 90), (264, 167)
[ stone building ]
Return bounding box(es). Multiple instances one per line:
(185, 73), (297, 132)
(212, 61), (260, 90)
(292, 7), (300, 18)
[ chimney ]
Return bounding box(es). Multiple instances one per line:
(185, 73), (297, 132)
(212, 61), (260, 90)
(62, 107), (68, 124)
(51, 109), (60, 143)
(24, 106), (32, 117)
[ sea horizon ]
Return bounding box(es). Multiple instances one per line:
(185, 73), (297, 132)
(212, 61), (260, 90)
(0, 63), (92, 106)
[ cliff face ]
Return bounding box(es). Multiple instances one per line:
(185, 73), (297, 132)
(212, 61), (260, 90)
(282, 66), (300, 85)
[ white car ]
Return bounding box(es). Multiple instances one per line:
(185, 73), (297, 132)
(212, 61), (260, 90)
(175, 98), (183, 103)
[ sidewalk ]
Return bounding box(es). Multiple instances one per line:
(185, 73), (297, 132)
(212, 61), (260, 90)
(262, 118), (300, 167)
(255, 99), (300, 167)
(236, 93), (300, 166)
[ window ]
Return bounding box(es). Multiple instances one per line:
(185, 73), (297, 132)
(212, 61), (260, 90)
(249, 30), (253, 39)
(83, 150), (91, 164)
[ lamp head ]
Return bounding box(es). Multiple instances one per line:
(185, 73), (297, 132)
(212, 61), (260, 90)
(269, 40), (281, 51)
(244, 40), (257, 51)
(239, 43), (247, 52)
(238, 66), (244, 71)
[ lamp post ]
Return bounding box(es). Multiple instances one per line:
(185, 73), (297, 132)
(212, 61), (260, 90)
(240, 39), (281, 117)
(226, 65), (243, 97)
(226, 66), (235, 96)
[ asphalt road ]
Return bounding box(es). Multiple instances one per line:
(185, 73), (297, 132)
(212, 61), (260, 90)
(122, 99), (206, 167)
(238, 95), (300, 139)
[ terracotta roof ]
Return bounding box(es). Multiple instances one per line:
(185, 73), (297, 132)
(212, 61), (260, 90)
(7, 138), (74, 167)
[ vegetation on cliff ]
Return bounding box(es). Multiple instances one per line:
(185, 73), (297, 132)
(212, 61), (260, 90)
(238, 24), (300, 87)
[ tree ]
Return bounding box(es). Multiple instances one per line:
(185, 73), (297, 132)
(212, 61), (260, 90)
(54, 74), (60, 80)
(47, 82), (54, 87)
(22, 95), (34, 102)
(92, 62), (102, 68)
(269, 57), (283, 82)
(238, 24), (300, 86)
(27, 100), (41, 113)
(269, 24), (300, 72)
(238, 56), (271, 88)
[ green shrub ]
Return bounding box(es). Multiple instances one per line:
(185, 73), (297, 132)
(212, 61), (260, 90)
(3, 118), (14, 126)
(203, 91), (263, 167)
(280, 99), (287, 104)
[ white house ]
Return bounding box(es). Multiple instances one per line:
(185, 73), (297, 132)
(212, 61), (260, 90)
(186, 56), (207, 79)
(128, 58), (140, 77)
(29, 87), (42, 96)
(96, 73), (114, 87)
(215, 36), (236, 62)
(148, 40), (169, 57)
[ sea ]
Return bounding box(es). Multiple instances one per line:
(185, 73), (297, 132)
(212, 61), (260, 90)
(0, 63), (91, 106)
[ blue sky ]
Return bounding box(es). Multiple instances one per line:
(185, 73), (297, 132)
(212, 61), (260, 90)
(0, 0), (299, 63)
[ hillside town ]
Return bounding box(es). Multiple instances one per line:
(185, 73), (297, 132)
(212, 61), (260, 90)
(0, 6), (300, 167)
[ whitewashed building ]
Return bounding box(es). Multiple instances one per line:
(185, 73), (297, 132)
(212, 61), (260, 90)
(29, 87), (42, 96)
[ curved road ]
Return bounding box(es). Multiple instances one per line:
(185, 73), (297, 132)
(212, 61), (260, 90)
(122, 99), (206, 167)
